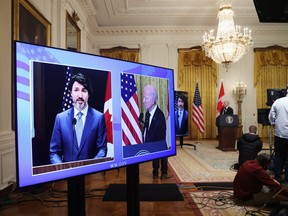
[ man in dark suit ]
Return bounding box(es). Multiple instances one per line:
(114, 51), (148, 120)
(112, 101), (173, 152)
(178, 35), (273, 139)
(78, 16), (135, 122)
(50, 73), (107, 164)
(175, 95), (188, 136)
(143, 84), (169, 179)
(220, 100), (234, 115)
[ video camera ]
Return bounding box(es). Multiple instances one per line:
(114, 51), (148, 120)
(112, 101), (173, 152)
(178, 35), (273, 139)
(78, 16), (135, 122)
(266, 88), (287, 106)
(257, 88), (287, 126)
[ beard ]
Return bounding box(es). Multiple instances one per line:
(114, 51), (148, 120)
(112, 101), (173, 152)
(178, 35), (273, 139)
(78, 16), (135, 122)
(74, 99), (87, 110)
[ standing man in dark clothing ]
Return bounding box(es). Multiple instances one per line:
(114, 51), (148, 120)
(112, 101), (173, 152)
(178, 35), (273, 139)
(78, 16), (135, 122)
(143, 84), (169, 179)
(50, 73), (107, 164)
(233, 153), (288, 206)
(220, 100), (234, 115)
(237, 125), (263, 167)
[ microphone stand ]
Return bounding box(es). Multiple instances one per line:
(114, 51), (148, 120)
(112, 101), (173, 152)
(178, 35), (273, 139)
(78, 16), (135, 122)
(68, 117), (86, 216)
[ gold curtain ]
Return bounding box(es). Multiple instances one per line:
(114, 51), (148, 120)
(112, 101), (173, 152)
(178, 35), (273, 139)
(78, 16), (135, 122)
(100, 46), (140, 62)
(254, 45), (288, 138)
(136, 77), (169, 119)
(178, 47), (218, 139)
(100, 46), (168, 118)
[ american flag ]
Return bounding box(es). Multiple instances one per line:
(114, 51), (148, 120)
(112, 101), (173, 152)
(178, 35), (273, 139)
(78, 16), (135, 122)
(121, 73), (142, 145)
(174, 91), (179, 112)
(192, 83), (205, 133)
(216, 81), (225, 117)
(62, 67), (73, 111)
(104, 72), (113, 144)
(16, 43), (59, 102)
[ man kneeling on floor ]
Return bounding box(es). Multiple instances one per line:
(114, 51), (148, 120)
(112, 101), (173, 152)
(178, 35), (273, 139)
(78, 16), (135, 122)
(233, 153), (288, 206)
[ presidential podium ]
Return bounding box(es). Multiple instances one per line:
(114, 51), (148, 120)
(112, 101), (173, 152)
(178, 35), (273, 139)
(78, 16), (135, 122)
(216, 115), (238, 151)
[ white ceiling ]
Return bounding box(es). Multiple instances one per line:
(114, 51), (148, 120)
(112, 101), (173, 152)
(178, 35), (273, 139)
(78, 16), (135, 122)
(90, 0), (272, 29)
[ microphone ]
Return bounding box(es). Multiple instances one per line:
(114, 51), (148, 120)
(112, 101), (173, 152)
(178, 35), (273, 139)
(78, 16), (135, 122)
(138, 113), (144, 124)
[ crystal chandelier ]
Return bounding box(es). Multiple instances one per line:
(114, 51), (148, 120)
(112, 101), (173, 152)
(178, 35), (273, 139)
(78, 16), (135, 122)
(202, 0), (253, 70)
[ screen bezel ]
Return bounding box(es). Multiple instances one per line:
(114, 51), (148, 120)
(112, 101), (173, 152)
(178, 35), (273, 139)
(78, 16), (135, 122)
(14, 41), (176, 188)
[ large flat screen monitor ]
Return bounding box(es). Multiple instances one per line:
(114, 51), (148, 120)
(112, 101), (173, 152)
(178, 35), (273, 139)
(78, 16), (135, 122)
(14, 41), (176, 187)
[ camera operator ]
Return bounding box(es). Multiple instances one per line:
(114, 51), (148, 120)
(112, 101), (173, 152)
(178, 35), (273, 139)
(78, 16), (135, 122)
(269, 88), (288, 183)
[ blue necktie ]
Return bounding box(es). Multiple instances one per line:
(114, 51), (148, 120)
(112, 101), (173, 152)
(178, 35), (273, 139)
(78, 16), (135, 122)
(178, 111), (182, 128)
(76, 112), (83, 147)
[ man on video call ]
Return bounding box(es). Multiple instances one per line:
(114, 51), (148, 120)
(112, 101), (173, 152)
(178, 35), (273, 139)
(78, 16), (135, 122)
(50, 73), (107, 164)
(175, 95), (188, 136)
(143, 84), (170, 179)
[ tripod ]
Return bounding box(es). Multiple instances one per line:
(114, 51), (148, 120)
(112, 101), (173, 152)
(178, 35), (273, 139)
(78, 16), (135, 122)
(178, 135), (196, 150)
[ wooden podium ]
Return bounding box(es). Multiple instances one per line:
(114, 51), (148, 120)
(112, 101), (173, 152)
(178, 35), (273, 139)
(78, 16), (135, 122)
(216, 115), (238, 151)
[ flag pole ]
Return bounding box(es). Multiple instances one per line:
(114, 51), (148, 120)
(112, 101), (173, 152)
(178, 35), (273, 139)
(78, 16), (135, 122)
(191, 81), (205, 148)
(194, 131), (201, 144)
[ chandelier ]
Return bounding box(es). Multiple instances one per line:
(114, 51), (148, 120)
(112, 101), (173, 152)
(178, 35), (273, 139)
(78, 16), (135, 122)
(202, 0), (253, 70)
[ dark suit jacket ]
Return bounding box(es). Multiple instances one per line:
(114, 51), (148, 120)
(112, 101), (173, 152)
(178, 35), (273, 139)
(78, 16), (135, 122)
(144, 106), (166, 143)
(220, 106), (234, 115)
(175, 109), (188, 135)
(50, 107), (107, 164)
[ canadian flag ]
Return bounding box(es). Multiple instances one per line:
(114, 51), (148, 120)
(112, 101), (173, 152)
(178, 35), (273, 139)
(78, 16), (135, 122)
(216, 81), (225, 117)
(104, 72), (113, 144)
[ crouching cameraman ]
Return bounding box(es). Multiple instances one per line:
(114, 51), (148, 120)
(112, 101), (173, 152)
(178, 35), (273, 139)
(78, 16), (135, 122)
(233, 153), (288, 206)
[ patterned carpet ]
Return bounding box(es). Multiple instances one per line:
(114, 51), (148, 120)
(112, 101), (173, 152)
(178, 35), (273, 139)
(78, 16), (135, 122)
(169, 139), (238, 183)
(169, 139), (273, 215)
(186, 190), (268, 216)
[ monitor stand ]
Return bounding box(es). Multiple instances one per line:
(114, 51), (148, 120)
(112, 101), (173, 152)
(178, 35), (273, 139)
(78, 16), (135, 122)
(67, 175), (86, 216)
(126, 164), (140, 216)
(179, 136), (196, 150)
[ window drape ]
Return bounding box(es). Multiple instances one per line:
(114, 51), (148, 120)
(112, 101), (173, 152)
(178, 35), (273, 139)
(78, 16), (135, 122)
(254, 45), (288, 138)
(100, 46), (169, 120)
(178, 47), (218, 139)
(100, 46), (140, 62)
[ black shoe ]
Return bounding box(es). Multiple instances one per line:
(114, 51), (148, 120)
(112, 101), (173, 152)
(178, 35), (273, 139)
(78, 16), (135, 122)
(160, 174), (171, 179)
(153, 174), (158, 179)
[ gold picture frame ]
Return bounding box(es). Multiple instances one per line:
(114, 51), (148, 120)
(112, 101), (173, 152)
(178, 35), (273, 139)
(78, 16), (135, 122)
(66, 11), (81, 51)
(13, 0), (51, 45)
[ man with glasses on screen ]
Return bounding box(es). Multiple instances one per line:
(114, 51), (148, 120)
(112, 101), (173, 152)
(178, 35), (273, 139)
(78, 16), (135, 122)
(49, 73), (107, 164)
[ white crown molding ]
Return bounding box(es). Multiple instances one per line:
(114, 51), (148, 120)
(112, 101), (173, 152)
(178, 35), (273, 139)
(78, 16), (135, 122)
(92, 25), (288, 35)
(80, 0), (288, 40)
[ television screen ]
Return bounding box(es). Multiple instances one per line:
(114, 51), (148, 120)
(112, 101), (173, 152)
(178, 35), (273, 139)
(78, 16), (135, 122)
(174, 91), (188, 136)
(266, 88), (287, 106)
(14, 41), (176, 187)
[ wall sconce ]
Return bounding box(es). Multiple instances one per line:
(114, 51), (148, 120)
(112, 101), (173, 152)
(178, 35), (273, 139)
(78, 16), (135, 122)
(233, 81), (247, 101)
